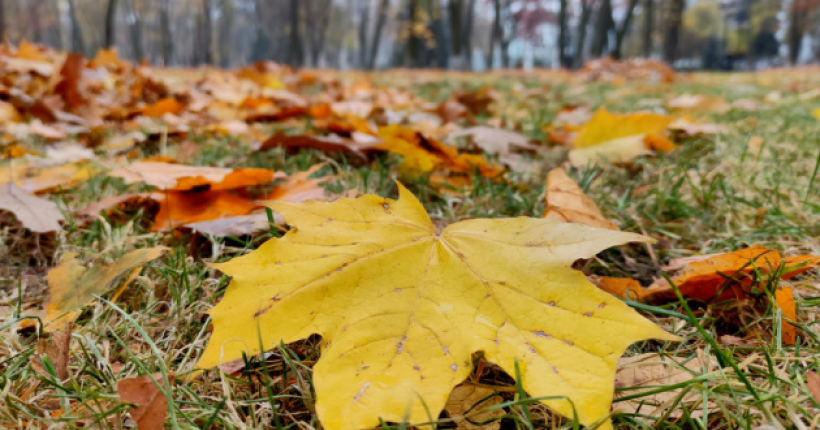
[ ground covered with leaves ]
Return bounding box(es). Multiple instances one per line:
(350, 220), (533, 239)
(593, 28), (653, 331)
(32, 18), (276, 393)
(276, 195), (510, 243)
(2, 45), (820, 429)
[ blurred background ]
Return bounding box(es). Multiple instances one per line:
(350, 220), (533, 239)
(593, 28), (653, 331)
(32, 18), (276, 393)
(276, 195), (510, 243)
(1, 0), (818, 70)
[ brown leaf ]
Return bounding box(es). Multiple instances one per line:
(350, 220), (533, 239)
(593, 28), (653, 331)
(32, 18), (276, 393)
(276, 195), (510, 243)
(807, 371), (820, 404)
(444, 384), (504, 430)
(116, 373), (171, 430)
(614, 351), (717, 419)
(543, 168), (619, 230)
(31, 323), (72, 380)
(54, 53), (85, 113)
(185, 212), (277, 237)
(448, 126), (540, 156)
(0, 181), (64, 232)
(260, 132), (377, 160)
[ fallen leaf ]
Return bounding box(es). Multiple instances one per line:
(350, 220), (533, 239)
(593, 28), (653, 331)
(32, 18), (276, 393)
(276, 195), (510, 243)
(186, 212), (277, 237)
(448, 126), (539, 155)
(1, 160), (101, 193)
(54, 53), (85, 113)
(774, 287), (796, 345)
(110, 162), (284, 191)
(0, 181), (64, 232)
(116, 373), (171, 430)
(261, 132), (378, 160)
(669, 118), (728, 136)
(645, 246), (820, 303)
(141, 98), (185, 117)
(568, 134), (651, 167)
(812, 108), (820, 120)
(377, 124), (503, 176)
(593, 277), (647, 300)
(807, 371), (820, 403)
(614, 351), (716, 418)
(196, 183), (678, 430)
(543, 168), (618, 230)
(151, 190), (258, 231)
(571, 108), (673, 149)
(31, 324), (72, 380)
(444, 384), (504, 430)
(45, 248), (169, 330)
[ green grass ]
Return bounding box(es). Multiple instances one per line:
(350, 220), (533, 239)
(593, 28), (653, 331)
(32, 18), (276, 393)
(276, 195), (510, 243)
(2, 69), (820, 429)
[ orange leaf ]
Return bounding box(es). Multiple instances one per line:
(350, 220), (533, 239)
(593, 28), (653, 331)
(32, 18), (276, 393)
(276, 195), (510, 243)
(151, 190), (258, 231)
(807, 371), (820, 403)
(645, 246), (782, 302)
(110, 162), (283, 191)
(593, 276), (647, 300)
(774, 287), (796, 345)
(142, 98), (185, 117)
(782, 254), (820, 280)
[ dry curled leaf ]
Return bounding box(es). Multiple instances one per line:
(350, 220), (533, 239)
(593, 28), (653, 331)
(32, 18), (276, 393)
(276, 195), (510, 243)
(116, 373), (171, 430)
(614, 351), (717, 419)
(444, 384), (504, 430)
(196, 183), (677, 430)
(31, 323), (72, 380)
(45, 248), (169, 330)
(592, 276), (648, 301)
(0, 181), (64, 232)
(543, 168), (618, 230)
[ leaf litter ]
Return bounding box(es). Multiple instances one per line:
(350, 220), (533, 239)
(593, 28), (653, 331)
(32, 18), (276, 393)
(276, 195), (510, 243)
(1, 42), (819, 430)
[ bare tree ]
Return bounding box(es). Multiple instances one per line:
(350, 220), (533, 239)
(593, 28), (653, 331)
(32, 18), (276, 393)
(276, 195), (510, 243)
(574, 0), (596, 67)
(29, 0), (44, 43)
(0, 0), (5, 40)
(202, 0), (214, 64)
(67, 0), (85, 53)
(662, 0), (684, 63)
(218, 0), (235, 67)
(590, 0), (614, 58)
(105, 0), (119, 48)
(159, 0), (173, 65)
(613, 0), (640, 58)
(288, 0), (304, 66)
(558, 0), (568, 67)
(306, 0), (331, 66)
(367, 0), (389, 69)
(358, 0), (370, 68)
(124, 0), (142, 60)
(642, 0), (654, 57)
(488, 0), (501, 68)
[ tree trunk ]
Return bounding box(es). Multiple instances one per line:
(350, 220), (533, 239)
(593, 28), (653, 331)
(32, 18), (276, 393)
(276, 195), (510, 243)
(30, 0), (43, 43)
(449, 0), (464, 57)
(288, 0), (304, 66)
(202, 0), (214, 64)
(0, 0), (5, 41)
(160, 0), (172, 65)
(307, 0), (331, 67)
(367, 0), (389, 69)
(558, 0), (568, 67)
(642, 0), (654, 57)
(219, 0), (235, 67)
(590, 0), (614, 58)
(124, 0), (142, 60)
(788, 4), (807, 64)
(662, 0), (684, 63)
(488, 0), (501, 68)
(430, 0), (448, 67)
(358, 0), (370, 68)
(105, 0), (119, 48)
(574, 0), (595, 68)
(613, 0), (639, 59)
(67, 0), (85, 54)
(463, 0), (476, 69)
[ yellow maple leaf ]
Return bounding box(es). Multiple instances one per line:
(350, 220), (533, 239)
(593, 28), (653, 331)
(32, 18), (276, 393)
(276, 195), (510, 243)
(572, 108), (673, 149)
(812, 108), (820, 120)
(196, 183), (678, 430)
(45, 247), (169, 330)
